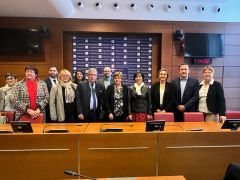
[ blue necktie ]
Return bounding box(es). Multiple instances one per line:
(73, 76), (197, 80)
(91, 83), (96, 111)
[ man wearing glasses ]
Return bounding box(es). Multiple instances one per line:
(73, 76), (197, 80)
(0, 73), (17, 111)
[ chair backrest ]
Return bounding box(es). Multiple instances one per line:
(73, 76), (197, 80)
(184, 112), (204, 122)
(154, 112), (174, 122)
(20, 113), (44, 123)
(0, 111), (15, 123)
(224, 163), (240, 180)
(226, 111), (240, 119)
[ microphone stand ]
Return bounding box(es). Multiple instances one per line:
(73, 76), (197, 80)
(64, 170), (97, 180)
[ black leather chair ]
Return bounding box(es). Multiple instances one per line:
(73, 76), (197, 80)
(224, 163), (240, 180)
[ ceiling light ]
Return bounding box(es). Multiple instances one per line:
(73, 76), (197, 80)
(165, 4), (172, 11)
(183, 5), (188, 12)
(113, 3), (119, 10)
(199, 5), (205, 12)
(130, 3), (137, 11)
(147, 4), (154, 11)
(213, 6), (221, 13)
(95, 2), (102, 10)
(77, 1), (84, 9)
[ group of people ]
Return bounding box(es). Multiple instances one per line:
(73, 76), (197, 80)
(0, 63), (226, 123)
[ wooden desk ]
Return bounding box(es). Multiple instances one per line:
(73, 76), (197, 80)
(83, 122), (239, 180)
(64, 176), (186, 180)
(98, 176), (186, 180)
(0, 123), (88, 180)
(0, 122), (239, 180)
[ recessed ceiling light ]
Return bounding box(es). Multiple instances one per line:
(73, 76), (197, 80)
(113, 2), (119, 10)
(95, 2), (102, 10)
(130, 3), (137, 11)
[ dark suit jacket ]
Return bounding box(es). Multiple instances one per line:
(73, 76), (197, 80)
(44, 77), (53, 122)
(172, 77), (199, 112)
(76, 80), (105, 121)
(199, 81), (226, 116)
(104, 84), (130, 120)
(45, 77), (53, 93)
(151, 82), (174, 112)
(97, 77), (114, 90)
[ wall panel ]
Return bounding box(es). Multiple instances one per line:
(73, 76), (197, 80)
(0, 17), (239, 110)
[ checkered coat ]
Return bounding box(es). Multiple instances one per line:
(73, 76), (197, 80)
(12, 79), (49, 121)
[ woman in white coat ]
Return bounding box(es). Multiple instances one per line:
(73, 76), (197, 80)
(50, 69), (78, 122)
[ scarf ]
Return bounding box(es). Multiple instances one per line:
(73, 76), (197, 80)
(1, 84), (12, 93)
(26, 79), (38, 110)
(59, 80), (75, 103)
(134, 82), (144, 95)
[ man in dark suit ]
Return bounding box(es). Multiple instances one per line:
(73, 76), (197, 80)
(44, 66), (58, 122)
(76, 68), (105, 122)
(172, 64), (199, 122)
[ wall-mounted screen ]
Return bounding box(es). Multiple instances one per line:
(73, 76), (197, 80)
(184, 33), (224, 58)
(0, 28), (41, 56)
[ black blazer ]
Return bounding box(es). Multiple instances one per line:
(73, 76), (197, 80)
(199, 81), (226, 116)
(172, 77), (199, 112)
(45, 77), (53, 93)
(151, 82), (174, 112)
(129, 85), (151, 115)
(76, 80), (105, 120)
(104, 84), (130, 120)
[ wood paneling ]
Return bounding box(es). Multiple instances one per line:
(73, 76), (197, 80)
(0, 134), (78, 180)
(0, 17), (239, 110)
(158, 132), (240, 180)
(199, 22), (225, 33)
(79, 133), (157, 178)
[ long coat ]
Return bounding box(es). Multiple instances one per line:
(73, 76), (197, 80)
(12, 79), (49, 121)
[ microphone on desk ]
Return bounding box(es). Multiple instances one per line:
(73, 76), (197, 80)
(64, 170), (97, 180)
(99, 123), (134, 132)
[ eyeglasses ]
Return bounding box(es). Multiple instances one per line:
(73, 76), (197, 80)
(6, 77), (15, 81)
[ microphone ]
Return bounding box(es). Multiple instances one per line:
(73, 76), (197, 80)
(99, 123), (134, 132)
(64, 170), (97, 180)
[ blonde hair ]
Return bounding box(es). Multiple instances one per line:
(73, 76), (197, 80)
(157, 68), (169, 81)
(58, 69), (72, 81)
(202, 65), (215, 74)
(113, 71), (123, 79)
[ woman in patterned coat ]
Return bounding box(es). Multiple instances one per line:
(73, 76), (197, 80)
(12, 65), (49, 121)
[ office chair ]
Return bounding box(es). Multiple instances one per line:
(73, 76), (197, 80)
(224, 162), (240, 180)
(226, 111), (240, 119)
(154, 112), (174, 122)
(20, 113), (44, 123)
(184, 112), (204, 122)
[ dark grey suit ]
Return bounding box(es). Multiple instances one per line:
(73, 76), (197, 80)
(45, 77), (53, 93)
(172, 77), (199, 121)
(97, 77), (114, 90)
(44, 77), (53, 123)
(76, 80), (105, 122)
